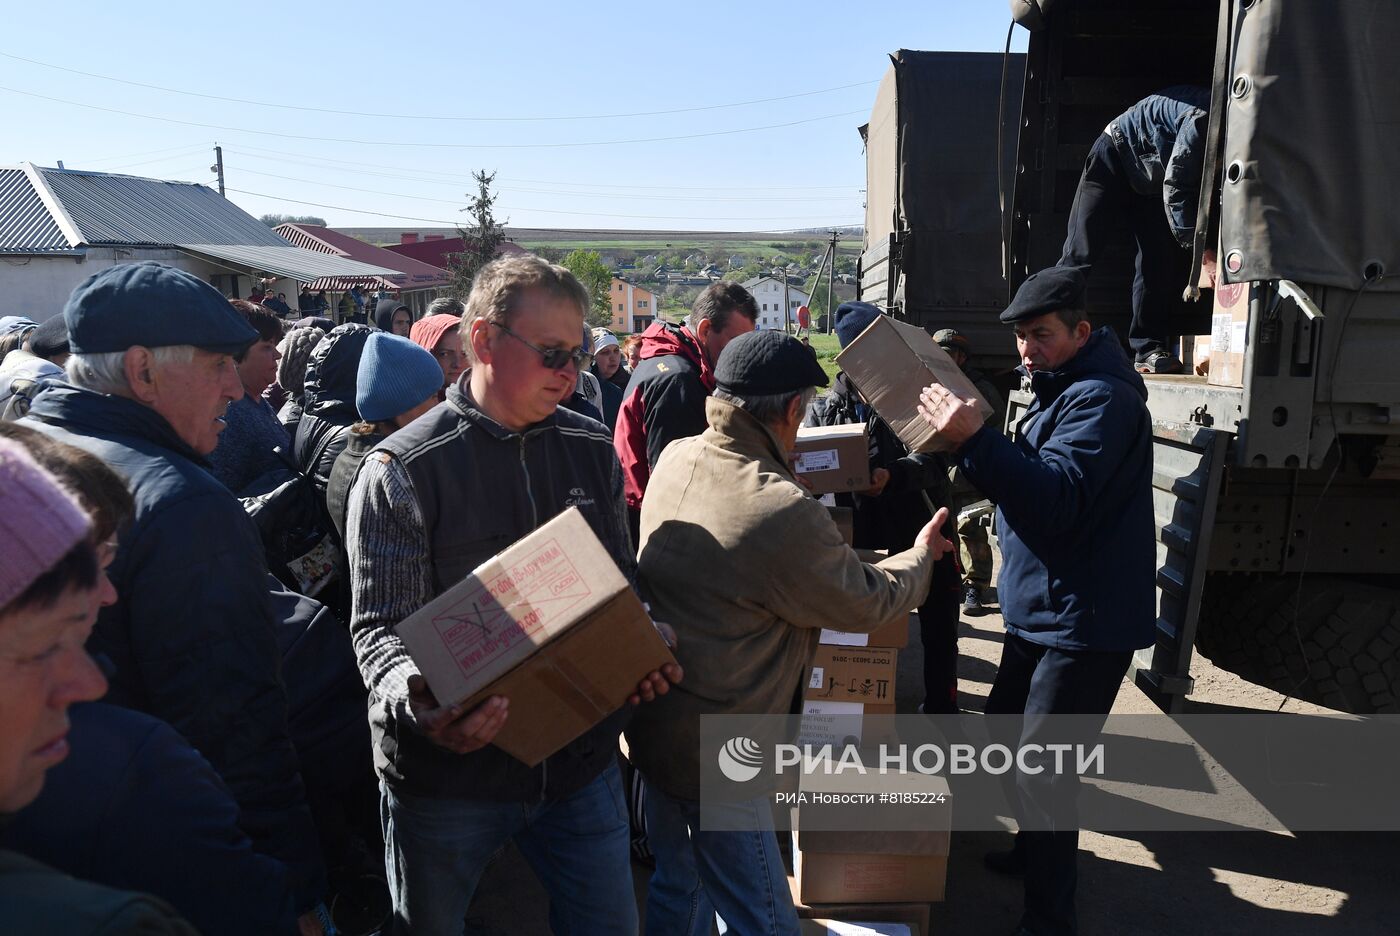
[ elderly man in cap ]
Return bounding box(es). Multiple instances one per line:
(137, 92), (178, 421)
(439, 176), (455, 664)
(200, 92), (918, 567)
(627, 329), (954, 936)
(21, 262), (327, 929)
(917, 265), (1154, 936)
(932, 328), (1006, 615)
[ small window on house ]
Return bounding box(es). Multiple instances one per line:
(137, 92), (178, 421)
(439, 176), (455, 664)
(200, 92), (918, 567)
(618, 303), (625, 312)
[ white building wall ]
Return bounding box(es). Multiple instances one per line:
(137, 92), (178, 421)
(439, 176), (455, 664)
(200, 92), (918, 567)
(0, 248), (247, 322)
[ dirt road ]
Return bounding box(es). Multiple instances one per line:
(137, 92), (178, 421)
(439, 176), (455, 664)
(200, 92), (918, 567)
(464, 597), (1398, 934)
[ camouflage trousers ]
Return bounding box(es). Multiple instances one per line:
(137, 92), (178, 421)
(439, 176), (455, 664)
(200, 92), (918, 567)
(956, 501), (994, 588)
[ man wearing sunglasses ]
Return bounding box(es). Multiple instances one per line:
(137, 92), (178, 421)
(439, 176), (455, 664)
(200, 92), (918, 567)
(345, 255), (681, 936)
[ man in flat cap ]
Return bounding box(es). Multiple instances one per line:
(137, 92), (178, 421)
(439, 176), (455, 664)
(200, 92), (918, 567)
(917, 265), (1155, 936)
(627, 329), (954, 935)
(21, 262), (328, 930)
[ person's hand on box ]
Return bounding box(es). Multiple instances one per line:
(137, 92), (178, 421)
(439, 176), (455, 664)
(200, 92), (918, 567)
(408, 674), (508, 754)
(860, 467), (890, 497)
(630, 620), (684, 705)
(915, 506), (956, 561)
(916, 383), (984, 447)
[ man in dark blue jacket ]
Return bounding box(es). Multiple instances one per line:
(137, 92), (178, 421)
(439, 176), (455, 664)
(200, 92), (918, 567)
(1060, 86), (1210, 375)
(22, 262), (327, 927)
(918, 265), (1155, 936)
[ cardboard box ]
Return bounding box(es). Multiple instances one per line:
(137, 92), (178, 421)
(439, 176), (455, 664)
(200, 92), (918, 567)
(799, 920), (919, 936)
(796, 772), (952, 858)
(793, 423), (872, 494)
(789, 876), (930, 935)
(396, 507), (676, 766)
(804, 646), (897, 706)
(833, 314), (993, 453)
(792, 770), (951, 903)
(1180, 334), (1212, 377)
(797, 699), (897, 747)
(793, 849), (948, 904)
(819, 614), (910, 650)
(1208, 280), (1251, 388)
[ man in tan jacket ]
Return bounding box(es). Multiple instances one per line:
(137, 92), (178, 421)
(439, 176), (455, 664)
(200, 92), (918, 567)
(626, 330), (953, 936)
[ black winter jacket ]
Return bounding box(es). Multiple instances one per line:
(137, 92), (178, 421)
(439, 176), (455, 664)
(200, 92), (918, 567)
(1, 703), (297, 936)
(294, 323), (372, 499)
(22, 385), (325, 909)
(364, 382), (633, 801)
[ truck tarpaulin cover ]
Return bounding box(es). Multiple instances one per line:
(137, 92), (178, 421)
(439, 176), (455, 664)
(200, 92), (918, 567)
(865, 50), (1024, 310)
(1221, 1), (1400, 292)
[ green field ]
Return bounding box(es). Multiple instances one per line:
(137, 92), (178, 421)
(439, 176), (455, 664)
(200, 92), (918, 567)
(806, 331), (842, 386)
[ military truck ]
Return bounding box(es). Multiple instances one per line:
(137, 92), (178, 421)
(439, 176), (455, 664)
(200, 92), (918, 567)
(858, 1), (1400, 713)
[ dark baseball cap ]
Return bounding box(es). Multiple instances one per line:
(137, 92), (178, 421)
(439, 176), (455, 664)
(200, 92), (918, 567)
(714, 329), (829, 396)
(64, 261), (258, 356)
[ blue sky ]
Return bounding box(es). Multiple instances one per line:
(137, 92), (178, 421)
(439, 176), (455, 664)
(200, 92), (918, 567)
(1, 1), (1026, 231)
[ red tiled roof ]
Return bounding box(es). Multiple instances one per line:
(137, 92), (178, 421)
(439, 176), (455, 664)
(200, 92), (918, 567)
(385, 236), (528, 271)
(275, 224), (453, 292)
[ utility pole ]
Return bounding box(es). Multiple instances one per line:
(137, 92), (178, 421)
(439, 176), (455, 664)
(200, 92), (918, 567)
(781, 266), (792, 333)
(826, 229), (841, 334)
(211, 145), (225, 196)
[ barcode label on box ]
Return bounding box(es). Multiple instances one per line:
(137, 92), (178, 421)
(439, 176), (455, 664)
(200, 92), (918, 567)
(794, 448), (839, 473)
(809, 667), (825, 689)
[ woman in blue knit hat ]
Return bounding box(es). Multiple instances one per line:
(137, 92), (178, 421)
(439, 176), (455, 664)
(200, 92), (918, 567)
(325, 332), (444, 542)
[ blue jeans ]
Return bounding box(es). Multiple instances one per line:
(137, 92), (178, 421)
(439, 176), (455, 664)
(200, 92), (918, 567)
(643, 782), (799, 936)
(380, 762), (638, 936)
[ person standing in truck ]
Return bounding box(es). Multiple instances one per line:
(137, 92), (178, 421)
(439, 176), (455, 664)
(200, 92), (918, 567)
(917, 265), (1155, 936)
(1059, 85), (1210, 375)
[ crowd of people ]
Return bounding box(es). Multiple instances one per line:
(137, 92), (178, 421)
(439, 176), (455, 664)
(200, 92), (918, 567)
(0, 248), (1152, 936)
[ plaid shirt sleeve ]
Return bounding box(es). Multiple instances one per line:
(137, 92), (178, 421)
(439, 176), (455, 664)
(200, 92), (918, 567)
(345, 451), (433, 727)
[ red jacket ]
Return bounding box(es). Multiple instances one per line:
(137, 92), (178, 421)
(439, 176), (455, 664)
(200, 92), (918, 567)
(614, 322), (715, 511)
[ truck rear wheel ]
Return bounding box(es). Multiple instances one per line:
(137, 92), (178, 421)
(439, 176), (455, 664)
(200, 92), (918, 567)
(1194, 573), (1400, 714)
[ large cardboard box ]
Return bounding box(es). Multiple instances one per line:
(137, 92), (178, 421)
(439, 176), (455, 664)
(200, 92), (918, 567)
(834, 314), (994, 453)
(804, 646), (897, 706)
(799, 920), (919, 936)
(1208, 280), (1251, 388)
(819, 614), (910, 650)
(396, 507), (676, 766)
(792, 771), (952, 903)
(793, 423), (872, 494)
(789, 876), (930, 935)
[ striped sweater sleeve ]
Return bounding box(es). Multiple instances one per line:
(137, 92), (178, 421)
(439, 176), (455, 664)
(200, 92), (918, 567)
(345, 451), (433, 726)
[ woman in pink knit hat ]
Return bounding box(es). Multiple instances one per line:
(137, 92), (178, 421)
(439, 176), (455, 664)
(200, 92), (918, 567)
(409, 313), (465, 399)
(0, 437), (197, 932)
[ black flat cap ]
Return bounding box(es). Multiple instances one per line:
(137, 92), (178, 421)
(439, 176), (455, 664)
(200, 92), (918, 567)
(64, 261), (258, 356)
(715, 329), (829, 396)
(1000, 265), (1087, 324)
(27, 316), (70, 359)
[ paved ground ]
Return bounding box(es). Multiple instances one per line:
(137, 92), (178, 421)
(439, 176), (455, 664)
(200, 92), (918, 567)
(462, 590), (1399, 934)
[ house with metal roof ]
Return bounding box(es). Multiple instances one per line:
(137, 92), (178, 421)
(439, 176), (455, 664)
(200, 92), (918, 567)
(0, 163), (397, 320)
(740, 274), (811, 330)
(274, 224), (453, 315)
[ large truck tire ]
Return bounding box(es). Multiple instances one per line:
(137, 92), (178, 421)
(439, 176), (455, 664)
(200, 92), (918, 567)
(1195, 573), (1400, 714)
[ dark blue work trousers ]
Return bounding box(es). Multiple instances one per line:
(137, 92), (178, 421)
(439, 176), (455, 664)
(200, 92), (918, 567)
(1060, 133), (1186, 359)
(986, 631), (1133, 936)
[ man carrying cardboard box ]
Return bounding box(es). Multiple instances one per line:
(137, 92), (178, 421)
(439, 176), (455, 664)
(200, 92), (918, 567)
(626, 329), (954, 936)
(916, 266), (1155, 936)
(808, 302), (963, 715)
(345, 255), (682, 936)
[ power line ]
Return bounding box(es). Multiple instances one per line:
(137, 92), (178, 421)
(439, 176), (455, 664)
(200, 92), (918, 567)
(224, 145), (862, 192)
(225, 187), (860, 226)
(230, 165), (860, 204)
(81, 141), (212, 165)
(0, 50), (877, 122)
(0, 84), (863, 149)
